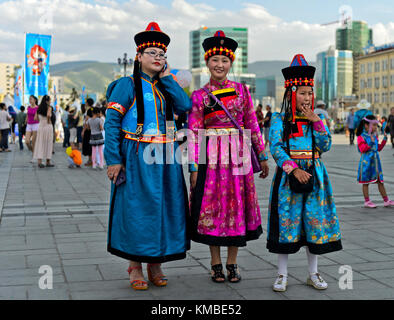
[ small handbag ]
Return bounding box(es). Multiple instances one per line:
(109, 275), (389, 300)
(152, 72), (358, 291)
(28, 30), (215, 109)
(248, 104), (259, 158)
(286, 127), (316, 194)
(202, 87), (262, 173)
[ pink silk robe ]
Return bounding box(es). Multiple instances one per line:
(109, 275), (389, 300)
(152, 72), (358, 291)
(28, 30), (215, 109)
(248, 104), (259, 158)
(188, 79), (268, 246)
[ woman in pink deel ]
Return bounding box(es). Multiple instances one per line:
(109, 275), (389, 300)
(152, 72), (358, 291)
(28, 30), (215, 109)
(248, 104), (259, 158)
(25, 95), (39, 160)
(188, 30), (269, 284)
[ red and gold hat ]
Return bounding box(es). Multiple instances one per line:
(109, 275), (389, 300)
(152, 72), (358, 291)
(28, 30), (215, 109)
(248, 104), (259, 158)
(282, 54), (316, 122)
(134, 22), (170, 53)
(202, 30), (238, 62)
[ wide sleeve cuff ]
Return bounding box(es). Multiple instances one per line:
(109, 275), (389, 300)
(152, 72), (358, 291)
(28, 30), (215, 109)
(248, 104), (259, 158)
(282, 160), (299, 174)
(313, 120), (326, 132)
(258, 151), (268, 161)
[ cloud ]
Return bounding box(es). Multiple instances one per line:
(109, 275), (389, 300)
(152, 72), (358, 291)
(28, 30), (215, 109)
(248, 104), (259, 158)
(0, 0), (393, 69)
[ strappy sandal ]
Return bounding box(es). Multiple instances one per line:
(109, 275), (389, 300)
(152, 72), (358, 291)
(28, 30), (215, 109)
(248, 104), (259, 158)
(211, 264), (225, 283)
(127, 266), (148, 290)
(226, 264), (242, 283)
(147, 263), (168, 287)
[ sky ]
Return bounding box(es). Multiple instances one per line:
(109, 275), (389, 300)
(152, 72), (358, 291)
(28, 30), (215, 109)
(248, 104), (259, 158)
(1, 0), (393, 69)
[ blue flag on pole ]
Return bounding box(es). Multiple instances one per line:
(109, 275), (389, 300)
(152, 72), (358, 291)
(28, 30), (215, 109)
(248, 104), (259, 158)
(81, 86), (86, 104)
(14, 67), (23, 110)
(24, 33), (52, 97)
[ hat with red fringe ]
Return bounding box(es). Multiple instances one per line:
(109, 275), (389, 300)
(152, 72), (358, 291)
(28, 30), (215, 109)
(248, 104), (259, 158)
(134, 22), (170, 53)
(282, 54), (316, 123)
(202, 30), (238, 62)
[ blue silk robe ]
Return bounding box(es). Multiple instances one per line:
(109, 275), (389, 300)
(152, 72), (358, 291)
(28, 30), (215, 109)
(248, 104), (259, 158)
(104, 72), (192, 263)
(267, 112), (342, 255)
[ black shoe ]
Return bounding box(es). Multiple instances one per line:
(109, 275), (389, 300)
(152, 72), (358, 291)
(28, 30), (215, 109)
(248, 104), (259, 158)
(211, 264), (225, 283)
(226, 264), (242, 283)
(46, 163), (55, 167)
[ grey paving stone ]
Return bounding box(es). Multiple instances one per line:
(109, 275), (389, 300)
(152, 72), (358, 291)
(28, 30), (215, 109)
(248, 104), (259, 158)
(0, 255), (26, 270)
(27, 284), (71, 300)
(0, 286), (28, 299)
(26, 254), (62, 268)
(63, 265), (103, 282)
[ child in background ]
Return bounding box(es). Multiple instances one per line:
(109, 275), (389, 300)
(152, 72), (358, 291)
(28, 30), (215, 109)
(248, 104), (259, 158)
(66, 146), (82, 168)
(356, 115), (394, 208)
(87, 107), (105, 170)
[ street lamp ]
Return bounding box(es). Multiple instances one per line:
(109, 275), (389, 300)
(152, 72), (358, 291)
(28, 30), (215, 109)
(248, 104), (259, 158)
(118, 53), (133, 77)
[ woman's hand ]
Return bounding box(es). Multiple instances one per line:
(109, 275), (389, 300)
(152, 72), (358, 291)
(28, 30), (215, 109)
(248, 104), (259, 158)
(190, 171), (198, 189)
(259, 160), (269, 179)
(159, 62), (170, 78)
(107, 164), (124, 183)
(300, 105), (320, 123)
(292, 168), (312, 184)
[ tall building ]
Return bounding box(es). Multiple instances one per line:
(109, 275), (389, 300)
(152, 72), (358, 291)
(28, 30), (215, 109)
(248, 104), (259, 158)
(315, 46), (353, 106)
(336, 20), (373, 94)
(357, 44), (394, 116)
(337, 50), (353, 97)
(0, 63), (20, 97)
(336, 21), (373, 55)
(189, 27), (255, 95)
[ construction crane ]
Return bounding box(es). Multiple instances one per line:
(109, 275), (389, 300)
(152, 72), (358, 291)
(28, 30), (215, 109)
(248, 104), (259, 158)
(320, 8), (352, 27)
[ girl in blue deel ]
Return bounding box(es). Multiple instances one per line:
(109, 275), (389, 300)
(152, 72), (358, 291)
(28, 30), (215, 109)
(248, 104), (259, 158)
(104, 22), (192, 290)
(267, 54), (342, 292)
(356, 115), (394, 208)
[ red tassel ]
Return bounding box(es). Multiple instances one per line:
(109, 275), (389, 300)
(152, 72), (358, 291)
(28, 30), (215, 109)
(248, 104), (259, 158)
(291, 87), (297, 123)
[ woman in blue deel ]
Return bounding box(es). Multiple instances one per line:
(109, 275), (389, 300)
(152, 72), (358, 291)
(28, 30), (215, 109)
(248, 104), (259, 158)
(104, 22), (192, 290)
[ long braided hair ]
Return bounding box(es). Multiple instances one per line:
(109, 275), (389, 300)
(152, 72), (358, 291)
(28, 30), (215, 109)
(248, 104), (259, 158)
(280, 87), (313, 144)
(133, 53), (175, 133)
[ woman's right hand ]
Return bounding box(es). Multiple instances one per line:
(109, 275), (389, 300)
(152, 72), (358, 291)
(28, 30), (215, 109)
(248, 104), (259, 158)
(190, 171), (198, 189)
(107, 164), (124, 183)
(292, 168), (312, 184)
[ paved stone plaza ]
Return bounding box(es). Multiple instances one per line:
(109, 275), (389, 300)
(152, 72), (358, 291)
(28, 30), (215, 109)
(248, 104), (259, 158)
(0, 135), (394, 300)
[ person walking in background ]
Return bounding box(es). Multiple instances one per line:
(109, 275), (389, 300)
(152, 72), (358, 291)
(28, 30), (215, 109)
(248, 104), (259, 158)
(33, 95), (54, 168)
(263, 104), (272, 146)
(256, 104), (264, 134)
(87, 107), (105, 170)
(0, 103), (11, 152)
(16, 106), (27, 151)
(76, 104), (84, 150)
(25, 95), (39, 160)
(62, 105), (70, 148)
(380, 116), (387, 136)
(356, 115), (394, 208)
(68, 106), (79, 149)
(386, 107), (394, 148)
(8, 106), (17, 145)
(82, 98), (94, 166)
(346, 108), (356, 145)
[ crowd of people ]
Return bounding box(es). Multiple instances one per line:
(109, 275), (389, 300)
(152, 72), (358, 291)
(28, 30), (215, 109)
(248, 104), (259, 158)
(0, 95), (108, 170)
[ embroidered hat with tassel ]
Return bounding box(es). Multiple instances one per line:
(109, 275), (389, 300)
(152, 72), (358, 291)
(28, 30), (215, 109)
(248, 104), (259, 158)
(281, 54), (316, 123)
